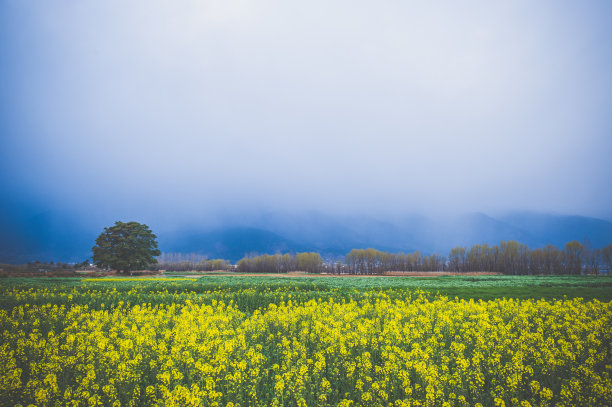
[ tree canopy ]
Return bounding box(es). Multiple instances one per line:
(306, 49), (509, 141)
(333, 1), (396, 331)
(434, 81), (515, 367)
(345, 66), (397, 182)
(92, 221), (160, 274)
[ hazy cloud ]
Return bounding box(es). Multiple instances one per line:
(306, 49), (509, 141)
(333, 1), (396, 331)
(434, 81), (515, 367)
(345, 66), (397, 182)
(2, 0), (611, 224)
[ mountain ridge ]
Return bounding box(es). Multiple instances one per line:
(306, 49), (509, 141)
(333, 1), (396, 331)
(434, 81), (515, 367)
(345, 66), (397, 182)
(1, 210), (611, 263)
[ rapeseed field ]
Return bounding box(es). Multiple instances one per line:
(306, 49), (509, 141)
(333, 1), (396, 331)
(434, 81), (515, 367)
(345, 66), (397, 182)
(0, 280), (610, 406)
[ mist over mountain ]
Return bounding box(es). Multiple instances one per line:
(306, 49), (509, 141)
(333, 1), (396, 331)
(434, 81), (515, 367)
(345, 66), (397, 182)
(0, 208), (97, 264)
(2, 209), (611, 264)
(2, 2), (612, 266)
(498, 212), (612, 249)
(163, 227), (305, 262)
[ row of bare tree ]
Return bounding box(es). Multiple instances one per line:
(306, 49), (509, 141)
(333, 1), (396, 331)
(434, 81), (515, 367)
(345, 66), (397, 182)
(340, 240), (612, 275)
(446, 240), (612, 274)
(156, 241), (612, 275)
(154, 253), (231, 272)
(344, 249), (445, 274)
(237, 252), (323, 273)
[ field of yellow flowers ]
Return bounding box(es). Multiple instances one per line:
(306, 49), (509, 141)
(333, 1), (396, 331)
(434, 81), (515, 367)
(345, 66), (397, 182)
(0, 279), (610, 406)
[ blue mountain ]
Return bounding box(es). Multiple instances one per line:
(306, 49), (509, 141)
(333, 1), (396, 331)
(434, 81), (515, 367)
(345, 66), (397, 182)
(161, 227), (305, 262)
(1, 209), (611, 264)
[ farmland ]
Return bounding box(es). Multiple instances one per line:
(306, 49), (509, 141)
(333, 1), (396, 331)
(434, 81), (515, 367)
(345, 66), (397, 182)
(0, 276), (611, 406)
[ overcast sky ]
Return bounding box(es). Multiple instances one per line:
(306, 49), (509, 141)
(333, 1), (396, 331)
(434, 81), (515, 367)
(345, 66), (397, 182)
(1, 0), (611, 225)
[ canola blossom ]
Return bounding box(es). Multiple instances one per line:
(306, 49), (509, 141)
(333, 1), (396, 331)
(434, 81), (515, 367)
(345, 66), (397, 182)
(0, 283), (610, 406)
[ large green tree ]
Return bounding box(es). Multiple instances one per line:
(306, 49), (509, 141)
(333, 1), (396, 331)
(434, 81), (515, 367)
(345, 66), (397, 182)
(92, 221), (161, 274)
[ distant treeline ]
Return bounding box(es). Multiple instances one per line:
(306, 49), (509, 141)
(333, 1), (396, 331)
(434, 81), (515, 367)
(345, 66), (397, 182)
(0, 260), (90, 277)
(154, 253), (232, 272)
(344, 249), (445, 274)
(342, 241), (612, 275)
(237, 252), (323, 274)
(445, 241), (610, 275)
(234, 240), (612, 275)
(155, 240), (612, 275)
